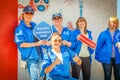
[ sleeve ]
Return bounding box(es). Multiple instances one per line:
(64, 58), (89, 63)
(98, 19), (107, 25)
(88, 31), (94, 54)
(14, 27), (25, 47)
(66, 47), (76, 62)
(116, 31), (120, 42)
(42, 52), (51, 73)
(69, 30), (77, 49)
(95, 32), (106, 58)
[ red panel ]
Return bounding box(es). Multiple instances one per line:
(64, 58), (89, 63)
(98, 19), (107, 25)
(0, 0), (18, 80)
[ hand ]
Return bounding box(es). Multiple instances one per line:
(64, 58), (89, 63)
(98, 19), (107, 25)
(45, 41), (51, 46)
(76, 59), (82, 65)
(73, 56), (80, 62)
(73, 56), (82, 65)
(36, 40), (46, 46)
(62, 40), (71, 47)
(54, 57), (61, 65)
(116, 42), (120, 49)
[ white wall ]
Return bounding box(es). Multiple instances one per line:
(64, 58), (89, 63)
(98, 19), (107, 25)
(117, 0), (120, 20)
(18, 0), (117, 80)
(18, 0), (80, 27)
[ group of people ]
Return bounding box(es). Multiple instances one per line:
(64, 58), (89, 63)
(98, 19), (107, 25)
(14, 6), (120, 80)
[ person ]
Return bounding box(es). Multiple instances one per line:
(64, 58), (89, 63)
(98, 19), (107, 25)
(14, 6), (46, 80)
(51, 12), (75, 49)
(95, 16), (120, 80)
(42, 33), (82, 80)
(71, 17), (94, 80)
(40, 12), (76, 79)
(67, 21), (75, 30)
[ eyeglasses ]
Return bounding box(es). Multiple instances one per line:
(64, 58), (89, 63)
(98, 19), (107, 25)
(24, 12), (34, 15)
(53, 39), (62, 42)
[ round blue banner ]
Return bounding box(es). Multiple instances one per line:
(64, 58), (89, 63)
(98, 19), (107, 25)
(34, 21), (53, 40)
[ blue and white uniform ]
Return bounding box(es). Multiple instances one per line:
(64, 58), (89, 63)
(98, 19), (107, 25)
(95, 28), (120, 64)
(42, 46), (77, 80)
(14, 20), (43, 80)
(95, 28), (120, 80)
(71, 29), (94, 79)
(72, 29), (94, 61)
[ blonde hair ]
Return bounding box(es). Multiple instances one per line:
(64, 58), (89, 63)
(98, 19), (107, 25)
(19, 13), (24, 20)
(76, 17), (87, 34)
(108, 16), (119, 28)
(50, 32), (61, 41)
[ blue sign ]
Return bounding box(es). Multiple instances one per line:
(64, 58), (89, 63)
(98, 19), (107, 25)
(33, 21), (53, 40)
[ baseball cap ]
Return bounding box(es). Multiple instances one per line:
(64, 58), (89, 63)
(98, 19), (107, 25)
(23, 6), (34, 13)
(52, 12), (62, 19)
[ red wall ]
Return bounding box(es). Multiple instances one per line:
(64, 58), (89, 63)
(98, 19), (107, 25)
(0, 0), (18, 80)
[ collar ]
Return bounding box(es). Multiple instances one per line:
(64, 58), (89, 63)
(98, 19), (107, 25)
(20, 20), (36, 29)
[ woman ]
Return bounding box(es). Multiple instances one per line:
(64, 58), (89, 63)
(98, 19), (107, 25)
(71, 17), (94, 80)
(95, 16), (120, 80)
(51, 12), (74, 49)
(42, 33), (82, 80)
(14, 6), (46, 80)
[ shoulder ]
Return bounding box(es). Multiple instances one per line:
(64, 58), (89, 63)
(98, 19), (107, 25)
(15, 24), (24, 34)
(73, 29), (79, 32)
(30, 21), (36, 28)
(86, 30), (91, 33)
(99, 29), (108, 35)
(73, 29), (80, 34)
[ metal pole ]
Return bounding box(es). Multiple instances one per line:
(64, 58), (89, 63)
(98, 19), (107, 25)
(79, 0), (83, 17)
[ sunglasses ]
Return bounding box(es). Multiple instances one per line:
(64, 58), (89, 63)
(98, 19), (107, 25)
(24, 12), (34, 15)
(53, 39), (62, 42)
(52, 17), (62, 20)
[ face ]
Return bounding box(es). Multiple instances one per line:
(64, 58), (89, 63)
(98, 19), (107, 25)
(51, 35), (62, 49)
(109, 21), (118, 30)
(67, 22), (73, 30)
(23, 12), (34, 22)
(52, 17), (63, 26)
(78, 20), (85, 29)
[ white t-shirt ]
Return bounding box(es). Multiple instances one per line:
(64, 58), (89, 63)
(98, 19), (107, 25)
(52, 49), (63, 64)
(79, 33), (90, 57)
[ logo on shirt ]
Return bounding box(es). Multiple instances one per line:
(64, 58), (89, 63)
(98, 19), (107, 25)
(63, 31), (69, 35)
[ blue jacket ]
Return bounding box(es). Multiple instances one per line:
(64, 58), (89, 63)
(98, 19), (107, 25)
(95, 28), (120, 64)
(52, 25), (74, 49)
(42, 46), (76, 78)
(14, 20), (39, 61)
(72, 29), (94, 61)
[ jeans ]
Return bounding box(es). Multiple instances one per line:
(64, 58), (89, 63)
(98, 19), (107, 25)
(102, 58), (120, 80)
(27, 59), (43, 80)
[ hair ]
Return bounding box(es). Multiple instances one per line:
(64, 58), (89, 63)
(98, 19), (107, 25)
(76, 17), (87, 34)
(50, 32), (61, 41)
(21, 13), (24, 20)
(108, 16), (119, 29)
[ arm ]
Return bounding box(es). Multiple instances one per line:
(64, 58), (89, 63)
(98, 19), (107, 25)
(20, 40), (46, 48)
(44, 57), (61, 74)
(95, 32), (106, 55)
(73, 56), (82, 65)
(14, 27), (46, 48)
(62, 40), (71, 47)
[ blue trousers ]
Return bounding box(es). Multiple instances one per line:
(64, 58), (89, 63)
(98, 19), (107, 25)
(102, 58), (120, 80)
(27, 59), (44, 80)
